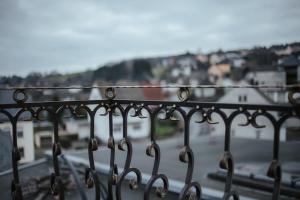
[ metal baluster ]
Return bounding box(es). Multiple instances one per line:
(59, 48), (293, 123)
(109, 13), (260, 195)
(105, 87), (117, 200)
(107, 104), (117, 200)
(176, 106), (201, 200)
(10, 89), (31, 200)
(74, 104), (101, 200)
(50, 108), (64, 200)
(207, 107), (239, 200)
(115, 103), (141, 200)
(144, 105), (169, 200)
(276, 106), (300, 199)
(177, 106), (205, 200)
(11, 120), (23, 200)
(267, 124), (282, 200)
(250, 110), (280, 200)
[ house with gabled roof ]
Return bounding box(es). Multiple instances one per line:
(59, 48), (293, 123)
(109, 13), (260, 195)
(210, 81), (287, 141)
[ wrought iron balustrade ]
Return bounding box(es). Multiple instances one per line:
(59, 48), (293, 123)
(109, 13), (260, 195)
(0, 85), (299, 200)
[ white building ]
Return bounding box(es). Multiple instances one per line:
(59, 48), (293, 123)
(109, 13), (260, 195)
(246, 70), (286, 86)
(225, 52), (245, 68)
(211, 83), (287, 141)
(0, 91), (35, 163)
(65, 119), (90, 139)
(246, 70), (287, 103)
(89, 86), (150, 142)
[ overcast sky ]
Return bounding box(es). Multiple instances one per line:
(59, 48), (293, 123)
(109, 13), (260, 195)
(0, 0), (300, 76)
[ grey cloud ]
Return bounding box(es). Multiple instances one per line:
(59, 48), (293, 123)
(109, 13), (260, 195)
(0, 0), (300, 76)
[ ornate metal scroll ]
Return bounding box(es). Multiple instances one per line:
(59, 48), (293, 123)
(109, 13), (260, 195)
(144, 105), (169, 199)
(115, 103), (142, 200)
(75, 104), (102, 200)
(0, 85), (299, 200)
(107, 103), (117, 199)
(50, 106), (65, 199)
(176, 106), (202, 200)
(10, 89), (33, 200)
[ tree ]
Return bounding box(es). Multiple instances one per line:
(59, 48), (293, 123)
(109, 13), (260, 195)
(132, 59), (152, 81)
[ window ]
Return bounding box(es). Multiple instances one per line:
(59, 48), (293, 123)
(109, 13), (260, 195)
(132, 123), (141, 130)
(17, 130), (23, 138)
(113, 124), (122, 133)
(40, 136), (52, 148)
(19, 147), (25, 158)
(238, 95), (247, 102)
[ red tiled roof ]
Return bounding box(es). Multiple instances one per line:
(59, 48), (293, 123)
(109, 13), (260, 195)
(142, 85), (165, 100)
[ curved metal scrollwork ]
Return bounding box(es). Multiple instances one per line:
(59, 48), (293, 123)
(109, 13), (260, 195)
(1, 87), (299, 200)
(50, 106), (66, 199)
(77, 104), (102, 200)
(207, 107), (239, 200)
(105, 87), (116, 100)
(144, 105), (169, 200)
(177, 87), (191, 102)
(176, 106), (202, 200)
(106, 103), (120, 199)
(288, 87), (300, 105)
(115, 103), (142, 200)
(249, 109), (281, 200)
(288, 87), (300, 116)
(10, 104), (35, 200)
(13, 89), (28, 104)
(9, 111), (23, 200)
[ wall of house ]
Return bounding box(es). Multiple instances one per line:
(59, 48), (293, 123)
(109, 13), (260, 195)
(212, 88), (286, 141)
(88, 87), (150, 142)
(209, 113), (286, 142)
(247, 71), (286, 86)
(0, 121), (34, 163)
(93, 114), (150, 142)
(65, 119), (90, 139)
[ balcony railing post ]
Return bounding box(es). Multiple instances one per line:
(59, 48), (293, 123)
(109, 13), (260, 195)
(50, 109), (64, 200)
(107, 102), (117, 200)
(11, 120), (23, 200)
(222, 114), (238, 200)
(115, 103), (141, 200)
(144, 105), (169, 200)
(81, 104), (101, 200)
(10, 89), (31, 200)
(178, 106), (201, 200)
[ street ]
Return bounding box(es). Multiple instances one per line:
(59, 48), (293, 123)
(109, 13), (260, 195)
(70, 135), (300, 196)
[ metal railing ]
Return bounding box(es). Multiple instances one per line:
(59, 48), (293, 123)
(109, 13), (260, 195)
(0, 85), (299, 200)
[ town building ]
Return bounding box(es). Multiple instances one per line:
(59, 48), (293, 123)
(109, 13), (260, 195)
(278, 55), (300, 84)
(245, 68), (287, 103)
(0, 90), (34, 163)
(211, 82), (287, 141)
(89, 84), (152, 142)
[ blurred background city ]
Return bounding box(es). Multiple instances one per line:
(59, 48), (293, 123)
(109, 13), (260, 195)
(0, 0), (300, 199)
